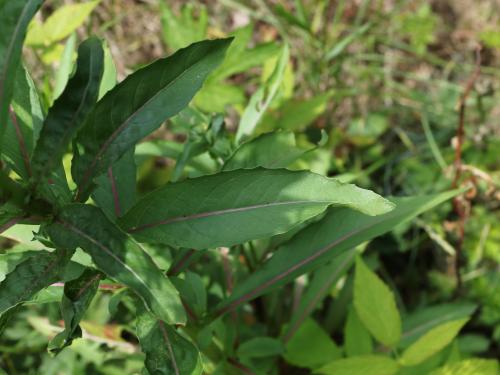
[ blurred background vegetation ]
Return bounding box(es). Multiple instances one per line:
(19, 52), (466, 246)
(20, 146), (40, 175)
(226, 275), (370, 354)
(1, 0), (499, 373)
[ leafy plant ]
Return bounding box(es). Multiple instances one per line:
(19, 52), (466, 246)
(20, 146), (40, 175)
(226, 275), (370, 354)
(1, 1), (498, 375)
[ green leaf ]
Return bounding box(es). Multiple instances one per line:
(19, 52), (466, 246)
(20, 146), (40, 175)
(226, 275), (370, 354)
(354, 256), (401, 347)
(136, 309), (202, 375)
(72, 38), (232, 200)
(92, 148), (136, 220)
(0, 0), (42, 149)
(48, 268), (102, 353)
(171, 272), (206, 319)
(215, 190), (458, 317)
(400, 302), (476, 348)
(0, 249), (73, 316)
(91, 50), (136, 220)
(284, 318), (341, 370)
(119, 168), (394, 249)
(222, 131), (309, 171)
(237, 337), (284, 359)
(236, 45), (289, 143)
(283, 249), (356, 342)
(345, 305), (373, 357)
(25, 1), (100, 46)
(3, 66), (44, 179)
(429, 358), (499, 375)
(45, 204), (186, 325)
(315, 355), (399, 375)
(31, 37), (104, 181)
(400, 319), (469, 366)
(52, 33), (77, 101)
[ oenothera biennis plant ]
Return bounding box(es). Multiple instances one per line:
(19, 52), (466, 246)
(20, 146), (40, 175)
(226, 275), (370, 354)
(0, 2), (460, 374)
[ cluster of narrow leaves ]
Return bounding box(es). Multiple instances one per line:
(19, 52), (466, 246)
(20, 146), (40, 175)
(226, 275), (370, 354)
(0, 2), (484, 374)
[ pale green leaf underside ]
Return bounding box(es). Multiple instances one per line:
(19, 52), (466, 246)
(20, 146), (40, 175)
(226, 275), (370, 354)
(120, 168), (394, 249)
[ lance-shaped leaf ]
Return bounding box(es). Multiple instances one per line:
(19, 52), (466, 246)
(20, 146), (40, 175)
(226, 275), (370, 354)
(31, 37), (104, 180)
(400, 318), (469, 366)
(0, 0), (43, 148)
(91, 54), (137, 220)
(119, 168), (394, 249)
(429, 359), (499, 375)
(136, 309), (202, 375)
(49, 268), (102, 353)
(400, 302), (476, 348)
(72, 38), (232, 201)
(0, 249), (73, 316)
(45, 204), (186, 325)
(93, 147), (136, 220)
(3, 66), (44, 179)
(214, 190), (459, 317)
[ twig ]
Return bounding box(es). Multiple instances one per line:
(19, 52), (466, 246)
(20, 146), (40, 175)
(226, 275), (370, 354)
(451, 46), (481, 293)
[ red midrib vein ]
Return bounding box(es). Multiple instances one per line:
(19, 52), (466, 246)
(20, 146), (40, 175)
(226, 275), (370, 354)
(159, 321), (180, 375)
(8, 106), (32, 176)
(59, 220), (149, 289)
(74, 273), (102, 299)
(214, 217), (386, 317)
(126, 200), (332, 233)
(76, 49), (214, 199)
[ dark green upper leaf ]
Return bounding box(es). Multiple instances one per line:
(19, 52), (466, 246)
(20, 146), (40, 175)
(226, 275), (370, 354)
(136, 309), (202, 375)
(31, 37), (104, 180)
(92, 148), (136, 220)
(48, 268), (102, 354)
(0, 249), (73, 316)
(72, 38), (232, 200)
(215, 190), (459, 317)
(0, 0), (43, 150)
(45, 204), (186, 325)
(119, 168), (394, 249)
(2, 66), (44, 179)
